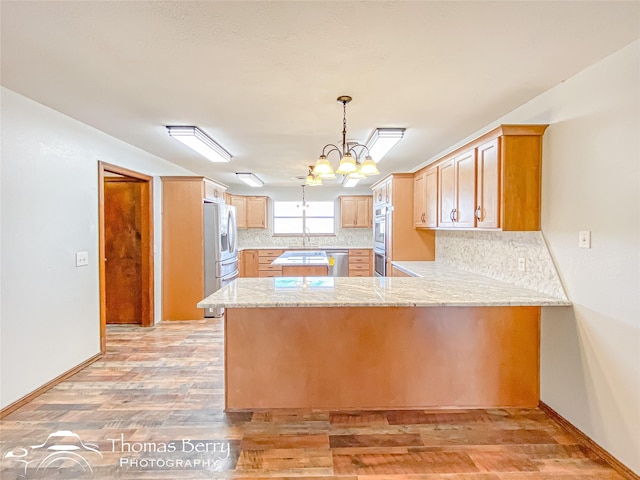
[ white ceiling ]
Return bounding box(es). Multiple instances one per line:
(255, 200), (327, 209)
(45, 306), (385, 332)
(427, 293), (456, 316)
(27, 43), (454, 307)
(2, 1), (639, 188)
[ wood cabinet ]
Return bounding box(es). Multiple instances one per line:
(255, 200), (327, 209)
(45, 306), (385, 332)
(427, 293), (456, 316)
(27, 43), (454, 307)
(391, 266), (412, 277)
(228, 194), (268, 228)
(203, 178), (227, 203)
(372, 182), (387, 206)
(438, 149), (476, 228)
(161, 176), (227, 320)
(476, 138), (500, 228)
(371, 174), (436, 269)
(340, 196), (372, 228)
(414, 166), (438, 228)
(258, 249), (284, 277)
(412, 124), (548, 231)
(240, 249), (259, 277)
(348, 249), (372, 276)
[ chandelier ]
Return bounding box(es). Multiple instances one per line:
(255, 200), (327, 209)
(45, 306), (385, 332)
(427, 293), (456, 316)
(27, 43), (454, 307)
(311, 95), (405, 186)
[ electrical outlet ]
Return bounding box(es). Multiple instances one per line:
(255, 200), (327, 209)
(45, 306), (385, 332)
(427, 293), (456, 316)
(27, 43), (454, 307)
(518, 257), (526, 272)
(76, 251), (89, 267)
(579, 231), (591, 248)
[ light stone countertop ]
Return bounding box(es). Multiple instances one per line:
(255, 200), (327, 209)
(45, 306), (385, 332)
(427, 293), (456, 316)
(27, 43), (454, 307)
(198, 261), (571, 309)
(238, 246), (372, 251)
(271, 251), (329, 266)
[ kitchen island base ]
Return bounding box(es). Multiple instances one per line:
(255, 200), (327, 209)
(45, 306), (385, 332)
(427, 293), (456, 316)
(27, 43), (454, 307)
(224, 306), (540, 411)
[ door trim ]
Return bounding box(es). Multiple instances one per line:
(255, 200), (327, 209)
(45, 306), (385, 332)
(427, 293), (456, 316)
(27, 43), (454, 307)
(98, 162), (154, 352)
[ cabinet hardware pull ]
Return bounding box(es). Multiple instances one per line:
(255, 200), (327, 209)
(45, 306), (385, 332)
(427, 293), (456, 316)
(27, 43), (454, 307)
(452, 208), (457, 222)
(475, 206), (482, 220)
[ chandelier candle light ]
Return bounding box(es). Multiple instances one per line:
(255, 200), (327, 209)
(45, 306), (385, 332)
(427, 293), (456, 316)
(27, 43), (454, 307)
(312, 96), (405, 187)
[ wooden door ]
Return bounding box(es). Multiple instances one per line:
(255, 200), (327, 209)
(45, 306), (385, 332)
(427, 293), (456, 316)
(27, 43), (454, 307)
(438, 159), (456, 228)
(104, 178), (143, 324)
(424, 166), (438, 228)
(454, 149), (477, 228)
(476, 138), (500, 229)
(245, 197), (267, 228)
(413, 172), (426, 227)
(230, 195), (246, 228)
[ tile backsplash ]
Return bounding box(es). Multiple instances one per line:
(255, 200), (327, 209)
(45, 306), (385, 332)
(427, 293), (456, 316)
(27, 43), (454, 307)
(238, 226), (373, 249)
(436, 230), (568, 300)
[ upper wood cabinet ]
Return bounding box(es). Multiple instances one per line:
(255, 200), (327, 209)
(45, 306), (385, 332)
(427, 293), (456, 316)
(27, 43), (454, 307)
(228, 194), (268, 228)
(414, 166), (438, 228)
(203, 178), (227, 203)
(476, 138), (500, 228)
(413, 124), (548, 231)
(372, 182), (387, 206)
(340, 196), (372, 228)
(438, 149), (476, 228)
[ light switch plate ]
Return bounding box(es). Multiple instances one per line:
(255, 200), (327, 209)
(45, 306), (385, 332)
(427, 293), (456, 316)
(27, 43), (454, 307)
(76, 251), (89, 267)
(579, 231), (591, 249)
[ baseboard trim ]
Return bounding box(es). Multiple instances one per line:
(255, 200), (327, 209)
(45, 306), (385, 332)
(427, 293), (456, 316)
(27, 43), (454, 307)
(539, 401), (639, 480)
(0, 353), (103, 419)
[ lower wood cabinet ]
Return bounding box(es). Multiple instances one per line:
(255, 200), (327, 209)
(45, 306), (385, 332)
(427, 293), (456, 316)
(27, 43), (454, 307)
(257, 249), (283, 277)
(240, 249), (259, 277)
(348, 249), (372, 276)
(390, 266), (412, 277)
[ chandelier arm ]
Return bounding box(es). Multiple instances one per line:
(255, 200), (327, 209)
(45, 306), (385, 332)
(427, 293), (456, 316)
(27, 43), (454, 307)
(321, 144), (343, 157)
(346, 143), (372, 163)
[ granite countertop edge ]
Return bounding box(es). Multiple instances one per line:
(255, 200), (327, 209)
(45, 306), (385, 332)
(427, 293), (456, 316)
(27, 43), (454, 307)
(198, 261), (572, 309)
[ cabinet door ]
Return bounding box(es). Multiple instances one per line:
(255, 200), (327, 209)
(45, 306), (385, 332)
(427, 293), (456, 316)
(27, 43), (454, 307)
(241, 250), (259, 277)
(424, 166), (438, 228)
(373, 184), (386, 205)
(245, 197), (267, 228)
(454, 149), (477, 228)
(413, 172), (427, 227)
(355, 197), (370, 227)
(340, 197), (357, 227)
(229, 195), (247, 228)
(438, 159), (456, 228)
(476, 138), (500, 229)
(385, 179), (392, 204)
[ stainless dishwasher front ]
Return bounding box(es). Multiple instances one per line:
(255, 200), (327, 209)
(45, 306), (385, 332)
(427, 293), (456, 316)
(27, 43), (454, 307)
(326, 250), (349, 277)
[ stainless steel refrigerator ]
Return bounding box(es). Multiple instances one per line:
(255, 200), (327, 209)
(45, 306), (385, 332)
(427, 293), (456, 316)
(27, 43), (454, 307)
(203, 202), (239, 317)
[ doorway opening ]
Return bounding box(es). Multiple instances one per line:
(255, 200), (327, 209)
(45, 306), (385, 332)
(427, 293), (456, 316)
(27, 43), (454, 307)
(98, 162), (154, 352)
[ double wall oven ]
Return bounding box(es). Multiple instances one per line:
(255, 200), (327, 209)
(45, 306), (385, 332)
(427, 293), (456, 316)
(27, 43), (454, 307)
(373, 205), (387, 277)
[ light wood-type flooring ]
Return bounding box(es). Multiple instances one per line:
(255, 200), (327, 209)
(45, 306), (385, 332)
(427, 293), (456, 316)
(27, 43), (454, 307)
(0, 318), (629, 479)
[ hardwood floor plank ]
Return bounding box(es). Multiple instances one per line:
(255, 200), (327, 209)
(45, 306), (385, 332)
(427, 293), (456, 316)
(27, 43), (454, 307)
(0, 318), (630, 480)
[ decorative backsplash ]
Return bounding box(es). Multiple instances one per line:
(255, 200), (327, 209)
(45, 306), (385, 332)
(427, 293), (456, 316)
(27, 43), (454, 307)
(238, 226), (373, 249)
(436, 230), (568, 300)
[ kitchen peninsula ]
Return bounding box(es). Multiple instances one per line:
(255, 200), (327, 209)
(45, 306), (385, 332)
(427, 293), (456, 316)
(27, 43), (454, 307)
(271, 250), (329, 277)
(199, 264), (569, 412)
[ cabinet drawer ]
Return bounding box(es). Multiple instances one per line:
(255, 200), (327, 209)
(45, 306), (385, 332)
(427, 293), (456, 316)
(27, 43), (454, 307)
(349, 249), (371, 257)
(348, 256), (370, 265)
(349, 270), (370, 277)
(348, 263), (370, 271)
(258, 250), (284, 257)
(258, 264), (282, 272)
(258, 271), (282, 277)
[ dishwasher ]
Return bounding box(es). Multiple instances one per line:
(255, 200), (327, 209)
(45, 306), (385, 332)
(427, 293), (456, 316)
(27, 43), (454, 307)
(326, 250), (349, 277)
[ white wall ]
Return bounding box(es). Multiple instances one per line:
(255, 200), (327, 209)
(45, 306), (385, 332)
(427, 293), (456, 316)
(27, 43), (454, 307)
(422, 41), (640, 474)
(0, 88), (195, 409)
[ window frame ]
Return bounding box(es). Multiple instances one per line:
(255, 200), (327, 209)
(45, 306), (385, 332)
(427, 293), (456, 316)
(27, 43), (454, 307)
(272, 200), (336, 236)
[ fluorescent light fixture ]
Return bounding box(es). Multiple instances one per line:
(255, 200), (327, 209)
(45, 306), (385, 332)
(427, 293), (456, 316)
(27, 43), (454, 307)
(236, 172), (264, 187)
(166, 126), (232, 163)
(342, 176), (360, 188)
(365, 128), (405, 162)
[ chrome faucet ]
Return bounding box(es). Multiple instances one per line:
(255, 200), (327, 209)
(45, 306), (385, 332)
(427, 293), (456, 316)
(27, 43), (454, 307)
(302, 226), (310, 248)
